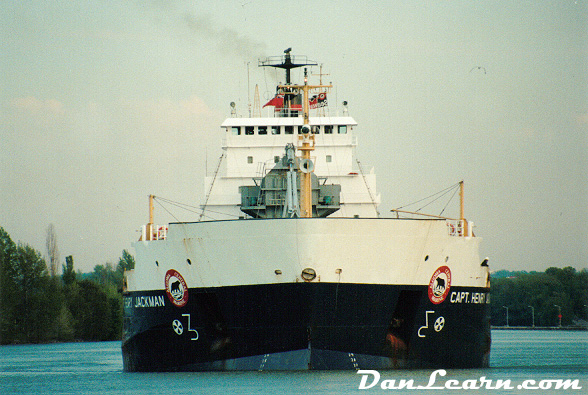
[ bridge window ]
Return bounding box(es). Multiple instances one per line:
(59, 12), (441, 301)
(326, 155), (332, 163)
(245, 126), (254, 135)
(231, 127), (240, 135)
(271, 126), (280, 135)
(247, 156), (253, 164)
(258, 126), (267, 135)
(338, 125), (347, 134)
(324, 125), (333, 134)
(285, 126), (294, 134)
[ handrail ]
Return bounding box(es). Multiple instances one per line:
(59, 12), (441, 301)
(141, 224), (168, 241)
(390, 209), (473, 237)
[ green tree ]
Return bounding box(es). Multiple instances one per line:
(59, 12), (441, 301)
(62, 255), (76, 286)
(0, 227), (18, 343)
(90, 262), (119, 289)
(491, 268), (588, 327)
(45, 224), (59, 277)
(44, 274), (67, 341)
(1, 228), (132, 343)
(576, 270), (588, 320)
(8, 244), (60, 342)
(117, 249), (135, 273)
(68, 280), (111, 341)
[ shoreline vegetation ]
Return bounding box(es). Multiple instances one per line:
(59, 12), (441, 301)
(490, 268), (587, 329)
(0, 227), (133, 344)
(1, 226), (586, 345)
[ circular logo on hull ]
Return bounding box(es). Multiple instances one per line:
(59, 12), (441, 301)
(165, 269), (188, 307)
(428, 266), (451, 304)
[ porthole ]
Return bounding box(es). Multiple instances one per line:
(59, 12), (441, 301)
(155, 261), (159, 267)
(301, 268), (317, 282)
(424, 255), (429, 261)
(187, 259), (192, 265)
(445, 256), (449, 262)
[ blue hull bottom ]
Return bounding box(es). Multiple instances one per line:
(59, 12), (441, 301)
(176, 348), (404, 371)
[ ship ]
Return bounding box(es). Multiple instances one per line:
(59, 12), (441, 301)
(122, 49), (491, 372)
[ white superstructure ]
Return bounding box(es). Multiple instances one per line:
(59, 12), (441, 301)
(202, 114), (380, 220)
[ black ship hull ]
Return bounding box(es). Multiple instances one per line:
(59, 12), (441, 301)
(122, 282), (490, 371)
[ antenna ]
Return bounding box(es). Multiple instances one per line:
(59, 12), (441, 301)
(312, 64), (329, 85)
(253, 84), (261, 117)
(247, 62), (251, 117)
(313, 64), (330, 116)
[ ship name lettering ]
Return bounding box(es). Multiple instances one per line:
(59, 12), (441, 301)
(471, 292), (485, 304)
(450, 291), (469, 303)
(135, 295), (165, 308)
(450, 292), (490, 304)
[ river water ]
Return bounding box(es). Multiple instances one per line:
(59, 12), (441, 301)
(0, 330), (586, 394)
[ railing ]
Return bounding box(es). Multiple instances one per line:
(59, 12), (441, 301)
(155, 226), (168, 240)
(258, 54), (317, 68)
(266, 198), (285, 206)
(446, 220), (464, 237)
(141, 224), (168, 241)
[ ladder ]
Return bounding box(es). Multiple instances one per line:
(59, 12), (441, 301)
(199, 152), (225, 221)
(356, 159), (380, 217)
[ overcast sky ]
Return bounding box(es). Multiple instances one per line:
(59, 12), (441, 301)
(1, 1), (586, 273)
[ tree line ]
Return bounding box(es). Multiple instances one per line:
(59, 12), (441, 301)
(0, 226), (134, 344)
(490, 267), (588, 327)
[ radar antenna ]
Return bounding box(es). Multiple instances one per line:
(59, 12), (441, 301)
(259, 48), (319, 117)
(259, 48), (317, 84)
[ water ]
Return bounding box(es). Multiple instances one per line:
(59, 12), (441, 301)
(0, 330), (586, 394)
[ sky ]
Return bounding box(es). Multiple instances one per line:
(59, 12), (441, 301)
(1, 0), (586, 273)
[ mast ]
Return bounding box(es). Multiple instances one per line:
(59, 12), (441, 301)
(390, 181), (471, 237)
(277, 69), (332, 218)
(259, 48), (318, 118)
(459, 181), (468, 236)
(253, 84), (261, 117)
(299, 69), (314, 218)
(147, 194), (154, 241)
(247, 62), (251, 117)
(259, 49), (331, 217)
